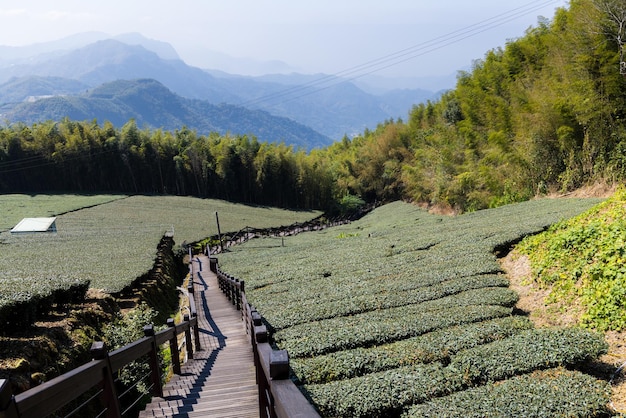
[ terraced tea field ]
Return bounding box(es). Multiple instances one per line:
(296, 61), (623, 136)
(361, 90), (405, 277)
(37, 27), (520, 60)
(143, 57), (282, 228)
(0, 194), (320, 327)
(217, 198), (612, 417)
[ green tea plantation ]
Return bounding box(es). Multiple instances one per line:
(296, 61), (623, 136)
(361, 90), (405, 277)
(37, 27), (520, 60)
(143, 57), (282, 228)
(217, 198), (616, 417)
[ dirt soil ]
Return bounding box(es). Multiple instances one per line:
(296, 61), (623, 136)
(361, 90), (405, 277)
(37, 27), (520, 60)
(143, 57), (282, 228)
(0, 290), (119, 392)
(501, 252), (626, 415)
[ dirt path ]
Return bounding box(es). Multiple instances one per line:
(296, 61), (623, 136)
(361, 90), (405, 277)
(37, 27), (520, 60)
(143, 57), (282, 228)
(500, 251), (626, 414)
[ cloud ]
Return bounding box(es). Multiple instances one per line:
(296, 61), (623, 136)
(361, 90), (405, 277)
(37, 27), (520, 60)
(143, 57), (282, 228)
(39, 10), (95, 21)
(0, 8), (27, 17)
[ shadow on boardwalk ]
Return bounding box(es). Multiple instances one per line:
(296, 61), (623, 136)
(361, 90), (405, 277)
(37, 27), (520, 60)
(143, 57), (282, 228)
(140, 256), (258, 418)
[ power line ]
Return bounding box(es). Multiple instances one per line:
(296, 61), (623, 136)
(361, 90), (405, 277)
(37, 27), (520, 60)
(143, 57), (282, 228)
(0, 148), (116, 174)
(237, 0), (562, 108)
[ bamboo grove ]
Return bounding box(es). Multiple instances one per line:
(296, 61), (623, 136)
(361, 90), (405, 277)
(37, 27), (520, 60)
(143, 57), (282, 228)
(1, 0), (625, 212)
(0, 121), (335, 210)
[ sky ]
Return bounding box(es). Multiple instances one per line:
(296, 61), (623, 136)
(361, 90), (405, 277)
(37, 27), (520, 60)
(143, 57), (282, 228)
(0, 0), (568, 85)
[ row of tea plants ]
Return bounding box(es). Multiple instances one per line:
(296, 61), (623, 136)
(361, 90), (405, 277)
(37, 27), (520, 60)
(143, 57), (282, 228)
(217, 198), (613, 417)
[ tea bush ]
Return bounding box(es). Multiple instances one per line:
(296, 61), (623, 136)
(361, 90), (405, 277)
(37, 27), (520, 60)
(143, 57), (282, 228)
(0, 276), (90, 333)
(258, 274), (511, 330)
(0, 195), (320, 327)
(449, 328), (607, 383)
(292, 316), (533, 384)
(275, 304), (514, 358)
(402, 369), (610, 418)
(305, 328), (607, 418)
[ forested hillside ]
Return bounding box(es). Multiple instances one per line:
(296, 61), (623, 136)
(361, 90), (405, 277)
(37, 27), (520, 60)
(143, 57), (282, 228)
(1, 0), (624, 212)
(322, 0), (626, 211)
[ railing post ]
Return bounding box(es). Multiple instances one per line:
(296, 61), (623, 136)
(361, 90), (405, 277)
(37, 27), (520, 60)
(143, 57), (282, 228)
(143, 325), (164, 398)
(239, 280), (245, 312)
(253, 326), (271, 418)
(0, 379), (19, 418)
(90, 342), (122, 418)
(192, 312), (202, 351)
(167, 319), (182, 375)
(240, 284), (247, 322)
(183, 314), (194, 360)
(234, 278), (241, 310)
(269, 350), (289, 380)
(252, 310), (263, 327)
(187, 274), (194, 298)
(228, 277), (234, 303)
(255, 325), (268, 344)
(218, 270), (224, 292)
(251, 309), (263, 343)
(187, 275), (202, 352)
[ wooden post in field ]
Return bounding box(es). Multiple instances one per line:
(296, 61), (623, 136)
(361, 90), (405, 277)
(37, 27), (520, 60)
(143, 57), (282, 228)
(215, 211), (224, 253)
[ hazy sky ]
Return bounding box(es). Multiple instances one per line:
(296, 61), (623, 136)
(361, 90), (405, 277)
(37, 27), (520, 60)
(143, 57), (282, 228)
(0, 0), (567, 80)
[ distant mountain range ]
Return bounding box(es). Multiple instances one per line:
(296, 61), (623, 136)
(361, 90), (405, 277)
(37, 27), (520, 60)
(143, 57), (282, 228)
(4, 78), (330, 150)
(0, 33), (446, 149)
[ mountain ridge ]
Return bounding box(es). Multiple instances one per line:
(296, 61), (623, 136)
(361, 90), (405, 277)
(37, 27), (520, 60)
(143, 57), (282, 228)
(3, 78), (332, 150)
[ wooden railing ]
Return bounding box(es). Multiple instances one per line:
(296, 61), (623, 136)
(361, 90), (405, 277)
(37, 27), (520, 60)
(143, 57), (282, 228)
(207, 215), (354, 255)
(214, 260), (320, 418)
(0, 281), (201, 418)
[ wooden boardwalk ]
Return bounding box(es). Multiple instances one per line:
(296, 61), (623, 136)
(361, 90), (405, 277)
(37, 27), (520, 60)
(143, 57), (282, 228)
(139, 255), (259, 418)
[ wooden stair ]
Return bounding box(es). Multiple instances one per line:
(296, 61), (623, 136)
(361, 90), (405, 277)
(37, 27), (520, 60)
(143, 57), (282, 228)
(139, 255), (259, 418)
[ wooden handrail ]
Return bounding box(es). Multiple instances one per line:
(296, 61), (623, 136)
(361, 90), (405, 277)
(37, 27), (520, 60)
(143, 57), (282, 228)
(215, 262), (321, 418)
(256, 344), (319, 418)
(10, 360), (104, 418)
(108, 336), (154, 372)
(0, 313), (201, 418)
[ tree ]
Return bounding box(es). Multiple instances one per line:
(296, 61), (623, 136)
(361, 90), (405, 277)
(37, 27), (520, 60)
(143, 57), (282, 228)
(591, 0), (626, 74)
